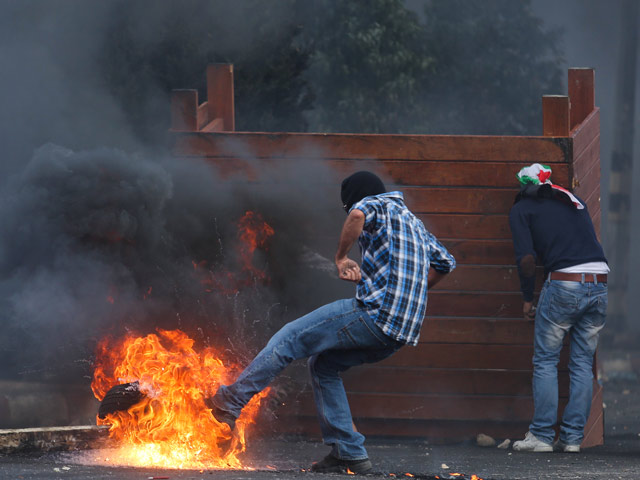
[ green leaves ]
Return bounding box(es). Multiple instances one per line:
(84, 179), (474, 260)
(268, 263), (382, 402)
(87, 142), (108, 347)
(305, 0), (433, 133)
(98, 0), (564, 137)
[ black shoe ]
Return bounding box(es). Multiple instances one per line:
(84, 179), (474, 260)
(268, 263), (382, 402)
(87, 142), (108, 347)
(311, 454), (373, 474)
(203, 397), (236, 431)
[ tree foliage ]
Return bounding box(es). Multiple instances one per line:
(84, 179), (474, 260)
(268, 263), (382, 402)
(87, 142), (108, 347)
(98, 0), (564, 137)
(418, 0), (565, 134)
(99, 0), (313, 141)
(303, 0), (433, 133)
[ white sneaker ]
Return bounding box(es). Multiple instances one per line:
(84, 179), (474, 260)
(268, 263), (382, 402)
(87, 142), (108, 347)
(512, 431), (553, 452)
(554, 440), (581, 453)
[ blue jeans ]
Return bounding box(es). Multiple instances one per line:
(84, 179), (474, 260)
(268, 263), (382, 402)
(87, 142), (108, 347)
(211, 298), (402, 460)
(530, 277), (607, 445)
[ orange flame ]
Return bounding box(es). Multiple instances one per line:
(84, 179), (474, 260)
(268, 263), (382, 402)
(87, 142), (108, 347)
(192, 211), (274, 295)
(92, 329), (270, 469)
(236, 211), (274, 280)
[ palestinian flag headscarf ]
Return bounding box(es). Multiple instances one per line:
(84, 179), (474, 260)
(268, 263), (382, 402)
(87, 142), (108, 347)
(516, 163), (584, 209)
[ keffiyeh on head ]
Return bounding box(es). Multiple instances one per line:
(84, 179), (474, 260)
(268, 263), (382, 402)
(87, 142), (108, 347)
(516, 163), (584, 209)
(517, 163), (552, 185)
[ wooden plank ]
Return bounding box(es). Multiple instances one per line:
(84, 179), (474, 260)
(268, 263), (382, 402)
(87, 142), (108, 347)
(573, 158), (600, 202)
(170, 89), (198, 131)
(325, 160), (571, 188)
(580, 382), (604, 448)
(404, 188), (517, 214)
(571, 108), (600, 160)
(201, 117), (224, 133)
(583, 184), (601, 215)
(173, 158), (570, 197)
(279, 413), (603, 449)
(273, 383), (597, 444)
(431, 265), (543, 292)
(184, 157), (570, 189)
(582, 408), (604, 448)
(206, 64), (235, 131)
(0, 426), (110, 453)
(377, 344), (571, 370)
(421, 317), (534, 344)
(197, 101), (209, 130)
(543, 95), (570, 136)
(171, 132), (571, 162)
(425, 291), (527, 318)
(440, 239), (515, 266)
(422, 316), (568, 346)
(426, 292), (523, 317)
(352, 418), (530, 442)
(572, 131), (600, 191)
(568, 68), (595, 131)
(292, 392), (557, 422)
(269, 415), (531, 442)
(343, 368), (534, 395)
(421, 214), (511, 239)
(340, 366), (571, 396)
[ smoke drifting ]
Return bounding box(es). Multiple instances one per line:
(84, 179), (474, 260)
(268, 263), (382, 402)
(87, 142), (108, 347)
(9, 151), (353, 435)
(0, 1), (353, 428)
(0, 140), (350, 427)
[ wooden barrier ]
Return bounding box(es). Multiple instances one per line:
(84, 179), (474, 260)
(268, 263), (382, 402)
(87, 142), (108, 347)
(171, 66), (604, 447)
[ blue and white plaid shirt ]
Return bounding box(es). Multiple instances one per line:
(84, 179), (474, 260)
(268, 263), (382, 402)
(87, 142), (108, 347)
(351, 192), (456, 345)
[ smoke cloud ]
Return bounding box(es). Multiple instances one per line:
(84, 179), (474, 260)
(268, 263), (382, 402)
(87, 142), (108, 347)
(0, 140), (352, 426)
(0, 1), (355, 427)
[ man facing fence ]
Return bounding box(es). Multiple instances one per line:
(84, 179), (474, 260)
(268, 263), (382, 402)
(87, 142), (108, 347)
(509, 163), (608, 453)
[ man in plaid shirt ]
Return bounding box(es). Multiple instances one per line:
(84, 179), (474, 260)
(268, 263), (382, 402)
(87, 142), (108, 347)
(206, 171), (455, 473)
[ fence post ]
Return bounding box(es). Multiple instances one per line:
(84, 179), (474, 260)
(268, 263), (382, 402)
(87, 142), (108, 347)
(170, 89), (198, 131)
(207, 64), (235, 131)
(568, 68), (595, 130)
(542, 95), (570, 136)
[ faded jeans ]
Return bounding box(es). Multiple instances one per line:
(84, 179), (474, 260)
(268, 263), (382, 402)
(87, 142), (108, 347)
(530, 277), (607, 445)
(211, 298), (403, 460)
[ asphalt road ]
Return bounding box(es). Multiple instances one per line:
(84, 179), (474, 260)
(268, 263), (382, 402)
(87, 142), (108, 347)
(1, 412), (638, 480)
(1, 350), (638, 480)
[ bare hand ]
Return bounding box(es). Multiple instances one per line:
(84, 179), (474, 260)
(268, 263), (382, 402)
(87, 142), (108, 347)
(336, 257), (362, 283)
(523, 301), (536, 321)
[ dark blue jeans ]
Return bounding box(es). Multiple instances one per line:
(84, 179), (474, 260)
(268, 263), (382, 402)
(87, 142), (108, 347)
(530, 277), (607, 445)
(211, 298), (402, 460)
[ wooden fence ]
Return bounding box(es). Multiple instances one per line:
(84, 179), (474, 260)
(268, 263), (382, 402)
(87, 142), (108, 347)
(171, 65), (603, 447)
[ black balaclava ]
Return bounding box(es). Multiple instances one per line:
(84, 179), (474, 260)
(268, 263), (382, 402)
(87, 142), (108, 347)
(340, 171), (386, 212)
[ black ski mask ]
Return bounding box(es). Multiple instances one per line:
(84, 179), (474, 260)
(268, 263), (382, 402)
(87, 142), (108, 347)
(340, 171), (386, 212)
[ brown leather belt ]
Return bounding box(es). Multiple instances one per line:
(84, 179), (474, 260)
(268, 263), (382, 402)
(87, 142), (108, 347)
(549, 272), (607, 283)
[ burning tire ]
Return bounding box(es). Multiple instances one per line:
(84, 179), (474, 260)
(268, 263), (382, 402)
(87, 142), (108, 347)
(98, 382), (146, 419)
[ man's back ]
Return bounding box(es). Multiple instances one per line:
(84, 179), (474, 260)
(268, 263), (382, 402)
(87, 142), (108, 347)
(509, 163), (609, 452)
(352, 191), (455, 345)
(509, 194), (606, 275)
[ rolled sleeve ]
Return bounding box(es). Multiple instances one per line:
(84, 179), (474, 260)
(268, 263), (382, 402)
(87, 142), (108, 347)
(427, 232), (456, 273)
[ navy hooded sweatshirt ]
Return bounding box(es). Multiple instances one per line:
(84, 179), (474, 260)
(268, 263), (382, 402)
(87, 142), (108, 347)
(508, 185), (608, 301)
